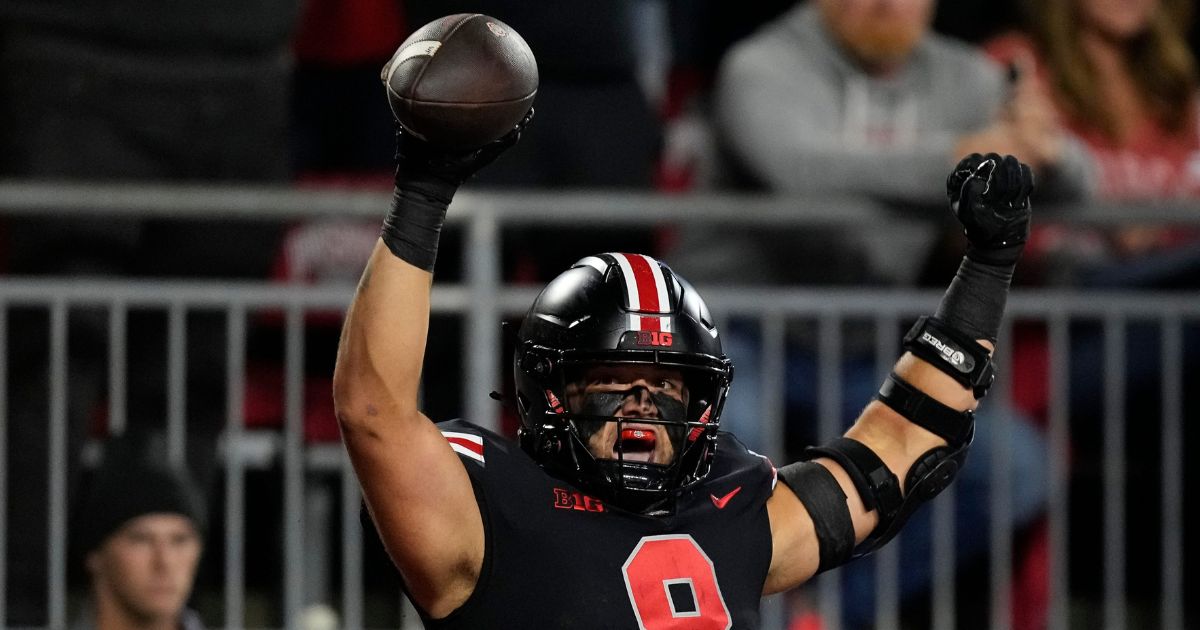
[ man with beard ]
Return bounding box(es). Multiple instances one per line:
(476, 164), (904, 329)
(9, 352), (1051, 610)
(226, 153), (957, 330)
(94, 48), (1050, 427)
(669, 0), (1095, 293)
(709, 0), (1093, 204)
(666, 0), (1094, 458)
(334, 84), (1036, 624)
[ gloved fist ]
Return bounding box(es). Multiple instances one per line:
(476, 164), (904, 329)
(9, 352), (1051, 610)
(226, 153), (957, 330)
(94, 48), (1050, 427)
(395, 108), (535, 194)
(946, 153), (1033, 260)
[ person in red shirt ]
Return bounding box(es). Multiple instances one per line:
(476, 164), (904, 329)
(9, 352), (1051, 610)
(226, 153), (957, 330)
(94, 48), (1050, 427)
(986, 4), (1200, 626)
(987, 0), (1199, 201)
(985, 0), (1200, 286)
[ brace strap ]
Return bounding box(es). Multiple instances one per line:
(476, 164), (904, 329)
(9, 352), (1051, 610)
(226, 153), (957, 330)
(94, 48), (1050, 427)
(902, 316), (995, 399)
(876, 372), (974, 446)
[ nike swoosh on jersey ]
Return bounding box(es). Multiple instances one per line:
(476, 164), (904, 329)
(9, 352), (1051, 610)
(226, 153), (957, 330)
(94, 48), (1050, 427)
(710, 486), (742, 509)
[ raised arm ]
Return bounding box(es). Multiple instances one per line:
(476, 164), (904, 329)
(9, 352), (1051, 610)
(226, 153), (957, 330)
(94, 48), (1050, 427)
(332, 122), (526, 617)
(764, 154), (1034, 591)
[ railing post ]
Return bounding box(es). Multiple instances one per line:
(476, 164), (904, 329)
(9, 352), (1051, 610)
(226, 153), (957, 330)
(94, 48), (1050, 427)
(167, 302), (187, 466)
(283, 305), (306, 628)
(874, 314), (902, 630)
(759, 312), (787, 465)
(465, 204), (501, 431)
(1103, 315), (1126, 630)
(990, 320), (1014, 630)
(341, 455), (364, 630)
(224, 305), (246, 630)
(47, 300), (69, 630)
(0, 303), (7, 630)
(816, 313), (843, 630)
(1160, 315), (1183, 630)
(1047, 314), (1071, 630)
(108, 301), (127, 436)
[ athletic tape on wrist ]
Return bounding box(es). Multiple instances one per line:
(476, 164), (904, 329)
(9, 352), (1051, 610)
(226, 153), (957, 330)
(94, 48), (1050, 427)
(380, 187), (450, 272)
(934, 254), (1014, 343)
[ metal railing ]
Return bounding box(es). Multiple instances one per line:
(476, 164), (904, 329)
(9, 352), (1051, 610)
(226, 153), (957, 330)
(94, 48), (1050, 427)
(2, 183), (1197, 629)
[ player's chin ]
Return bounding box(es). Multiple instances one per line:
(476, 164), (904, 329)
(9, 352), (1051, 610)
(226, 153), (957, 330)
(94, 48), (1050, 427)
(612, 450), (655, 464)
(620, 440), (675, 465)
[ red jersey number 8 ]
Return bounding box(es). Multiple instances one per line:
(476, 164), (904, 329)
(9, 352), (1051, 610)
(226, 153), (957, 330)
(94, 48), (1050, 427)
(621, 534), (732, 630)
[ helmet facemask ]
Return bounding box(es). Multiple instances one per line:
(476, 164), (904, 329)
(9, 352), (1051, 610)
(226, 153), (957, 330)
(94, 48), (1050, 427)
(519, 352), (729, 513)
(512, 253), (732, 514)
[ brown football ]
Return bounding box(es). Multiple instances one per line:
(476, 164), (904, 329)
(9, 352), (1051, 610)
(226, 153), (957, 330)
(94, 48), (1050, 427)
(382, 14), (538, 151)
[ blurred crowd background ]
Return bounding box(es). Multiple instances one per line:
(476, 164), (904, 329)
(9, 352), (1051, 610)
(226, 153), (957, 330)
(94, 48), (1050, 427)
(1, 0), (1198, 628)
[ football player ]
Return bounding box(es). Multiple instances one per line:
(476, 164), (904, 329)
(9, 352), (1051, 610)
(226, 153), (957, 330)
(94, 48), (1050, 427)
(333, 112), (1032, 627)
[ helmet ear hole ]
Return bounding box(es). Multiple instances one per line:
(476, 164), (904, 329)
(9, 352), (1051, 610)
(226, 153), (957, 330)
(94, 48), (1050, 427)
(519, 351), (552, 376)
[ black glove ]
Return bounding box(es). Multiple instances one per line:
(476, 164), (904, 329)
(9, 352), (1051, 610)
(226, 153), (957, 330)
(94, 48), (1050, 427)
(946, 153), (1034, 266)
(933, 153), (1034, 343)
(383, 109), (534, 271)
(394, 108), (535, 203)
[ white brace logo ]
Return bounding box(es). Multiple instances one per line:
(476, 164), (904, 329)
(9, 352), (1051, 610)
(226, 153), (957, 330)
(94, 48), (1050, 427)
(921, 331), (966, 367)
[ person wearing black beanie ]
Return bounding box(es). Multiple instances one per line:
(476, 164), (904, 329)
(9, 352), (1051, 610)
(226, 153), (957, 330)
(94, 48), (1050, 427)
(72, 461), (207, 630)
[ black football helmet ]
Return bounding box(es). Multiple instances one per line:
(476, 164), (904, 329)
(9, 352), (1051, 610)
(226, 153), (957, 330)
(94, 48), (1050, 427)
(513, 253), (733, 513)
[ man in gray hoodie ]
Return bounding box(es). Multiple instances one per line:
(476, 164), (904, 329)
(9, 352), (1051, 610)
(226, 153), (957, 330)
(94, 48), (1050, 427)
(671, 0), (1095, 289)
(715, 0), (1093, 203)
(666, 3), (1059, 627)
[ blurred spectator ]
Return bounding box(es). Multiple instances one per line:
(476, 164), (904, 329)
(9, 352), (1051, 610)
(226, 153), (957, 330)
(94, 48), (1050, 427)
(982, 0), (1200, 423)
(406, 0), (663, 283)
(669, 0), (1097, 291)
(658, 0), (795, 191)
(72, 453), (206, 630)
(712, 0), (1094, 203)
(983, 0), (1200, 462)
(986, 0), (1200, 286)
(291, 0), (405, 179)
(986, 4), (1200, 621)
(988, 0), (1198, 200)
(670, 0), (1077, 450)
(658, 0), (1027, 193)
(663, 2), (1061, 627)
(0, 0), (301, 276)
(246, 1), (406, 449)
(0, 1), (300, 623)
(406, 0), (660, 190)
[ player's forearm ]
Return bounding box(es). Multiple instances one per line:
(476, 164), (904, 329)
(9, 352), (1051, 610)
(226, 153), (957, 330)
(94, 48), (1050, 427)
(334, 242), (432, 432)
(776, 155), (1032, 574)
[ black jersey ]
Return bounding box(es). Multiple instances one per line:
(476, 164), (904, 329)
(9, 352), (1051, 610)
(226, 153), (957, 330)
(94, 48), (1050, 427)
(421, 419), (778, 630)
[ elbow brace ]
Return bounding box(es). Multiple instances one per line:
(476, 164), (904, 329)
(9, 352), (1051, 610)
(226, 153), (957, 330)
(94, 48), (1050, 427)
(797, 373), (975, 561)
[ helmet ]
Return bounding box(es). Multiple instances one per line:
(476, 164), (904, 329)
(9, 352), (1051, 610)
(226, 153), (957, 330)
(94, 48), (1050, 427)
(513, 253), (733, 512)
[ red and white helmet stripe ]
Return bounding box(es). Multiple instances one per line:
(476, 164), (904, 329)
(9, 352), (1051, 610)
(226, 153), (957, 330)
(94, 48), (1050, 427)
(609, 253), (673, 333)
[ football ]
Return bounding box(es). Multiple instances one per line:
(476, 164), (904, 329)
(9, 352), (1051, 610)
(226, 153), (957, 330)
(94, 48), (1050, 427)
(382, 14), (538, 151)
